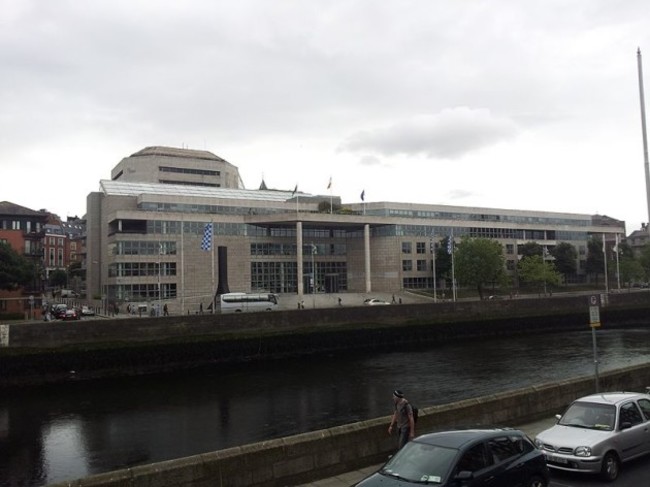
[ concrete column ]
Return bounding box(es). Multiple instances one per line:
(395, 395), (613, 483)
(296, 222), (303, 298)
(364, 223), (371, 293)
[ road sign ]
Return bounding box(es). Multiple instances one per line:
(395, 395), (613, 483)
(589, 306), (601, 327)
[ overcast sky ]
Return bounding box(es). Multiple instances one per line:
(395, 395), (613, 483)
(2, 1), (650, 233)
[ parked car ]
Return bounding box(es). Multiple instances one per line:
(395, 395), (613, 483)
(363, 298), (390, 306)
(535, 391), (650, 481)
(356, 428), (549, 486)
(62, 308), (80, 321)
(80, 305), (95, 316)
(51, 304), (68, 319)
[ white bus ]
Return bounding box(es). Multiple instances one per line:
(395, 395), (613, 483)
(219, 293), (279, 313)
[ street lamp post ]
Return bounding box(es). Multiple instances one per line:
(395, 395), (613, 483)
(311, 243), (317, 308)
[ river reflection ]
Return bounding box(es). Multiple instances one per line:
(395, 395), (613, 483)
(1, 327), (649, 486)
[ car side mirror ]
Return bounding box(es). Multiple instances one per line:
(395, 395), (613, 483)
(555, 414), (561, 421)
(455, 471), (473, 481)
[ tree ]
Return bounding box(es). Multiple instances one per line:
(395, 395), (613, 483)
(585, 237), (604, 281)
(518, 255), (562, 295)
(49, 269), (68, 288)
(551, 242), (577, 280)
(454, 237), (507, 299)
(638, 243), (650, 282)
(434, 237), (452, 282)
(0, 242), (34, 290)
(618, 255), (644, 288)
(518, 242), (543, 259)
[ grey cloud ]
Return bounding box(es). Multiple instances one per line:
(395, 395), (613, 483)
(338, 108), (520, 160)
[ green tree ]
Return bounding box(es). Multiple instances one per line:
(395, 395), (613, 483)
(638, 243), (650, 282)
(434, 237), (452, 282)
(551, 242), (577, 280)
(0, 242), (34, 290)
(518, 242), (543, 259)
(618, 255), (644, 288)
(585, 237), (604, 281)
(49, 269), (68, 288)
(518, 255), (562, 295)
(454, 237), (506, 299)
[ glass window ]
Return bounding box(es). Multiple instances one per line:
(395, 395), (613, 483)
(402, 242), (412, 254)
(489, 436), (525, 463)
(402, 260), (412, 271)
(456, 443), (491, 473)
(638, 399), (650, 420)
(417, 260), (427, 271)
(619, 402), (644, 426)
(416, 242), (426, 254)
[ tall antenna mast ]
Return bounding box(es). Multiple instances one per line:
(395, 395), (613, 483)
(638, 48), (650, 232)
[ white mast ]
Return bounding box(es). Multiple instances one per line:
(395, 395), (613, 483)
(638, 48), (650, 232)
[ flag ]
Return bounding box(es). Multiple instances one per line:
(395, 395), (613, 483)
(602, 234), (606, 254)
(201, 223), (213, 251)
(613, 234), (619, 253)
(291, 184), (298, 197)
(360, 190), (365, 201)
(447, 236), (454, 255)
(327, 177), (332, 190)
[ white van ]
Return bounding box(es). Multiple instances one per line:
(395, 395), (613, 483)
(60, 289), (79, 298)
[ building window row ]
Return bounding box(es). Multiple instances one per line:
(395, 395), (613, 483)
(108, 262), (177, 277)
(159, 180), (219, 187)
(115, 241), (177, 255)
(110, 283), (177, 301)
(159, 166), (220, 176)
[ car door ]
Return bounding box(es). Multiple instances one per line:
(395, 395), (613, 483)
(636, 398), (650, 454)
(454, 441), (499, 486)
(486, 435), (529, 487)
(617, 401), (648, 460)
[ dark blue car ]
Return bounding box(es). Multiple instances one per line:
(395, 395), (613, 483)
(356, 428), (549, 486)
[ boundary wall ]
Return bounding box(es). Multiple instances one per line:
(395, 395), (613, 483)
(48, 362), (650, 487)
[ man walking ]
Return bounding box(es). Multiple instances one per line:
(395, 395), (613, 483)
(387, 389), (415, 449)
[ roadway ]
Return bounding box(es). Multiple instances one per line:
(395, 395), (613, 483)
(301, 417), (650, 486)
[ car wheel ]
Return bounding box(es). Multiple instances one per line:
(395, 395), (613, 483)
(601, 451), (620, 482)
(526, 475), (547, 487)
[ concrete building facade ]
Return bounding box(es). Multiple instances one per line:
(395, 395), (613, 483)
(86, 147), (627, 314)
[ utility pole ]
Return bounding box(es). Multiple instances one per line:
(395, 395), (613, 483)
(638, 48), (650, 233)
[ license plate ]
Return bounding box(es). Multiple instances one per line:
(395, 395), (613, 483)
(546, 453), (568, 464)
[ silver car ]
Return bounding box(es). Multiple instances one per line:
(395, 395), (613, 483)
(534, 391), (650, 481)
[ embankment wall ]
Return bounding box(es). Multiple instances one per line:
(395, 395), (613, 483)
(47, 362), (650, 487)
(2, 292), (650, 387)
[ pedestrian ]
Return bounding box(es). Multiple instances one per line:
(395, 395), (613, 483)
(387, 389), (415, 450)
(338, 297), (342, 306)
(392, 294), (396, 304)
(301, 300), (305, 309)
(163, 303), (169, 316)
(199, 302), (203, 314)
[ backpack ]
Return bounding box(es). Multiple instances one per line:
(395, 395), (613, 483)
(410, 403), (419, 424)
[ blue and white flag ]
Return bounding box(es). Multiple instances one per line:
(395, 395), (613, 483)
(360, 190), (365, 201)
(447, 235), (454, 255)
(201, 223), (213, 251)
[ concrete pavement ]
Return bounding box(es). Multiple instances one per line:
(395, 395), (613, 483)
(298, 417), (557, 487)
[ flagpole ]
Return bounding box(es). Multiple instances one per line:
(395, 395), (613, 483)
(328, 177), (333, 214)
(211, 219), (215, 313)
(431, 229), (437, 303)
(602, 233), (609, 294)
(615, 234), (621, 291)
(181, 214), (185, 314)
(450, 229), (457, 302)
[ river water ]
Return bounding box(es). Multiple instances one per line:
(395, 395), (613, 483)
(1, 326), (650, 486)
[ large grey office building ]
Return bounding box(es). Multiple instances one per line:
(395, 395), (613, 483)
(86, 146), (626, 313)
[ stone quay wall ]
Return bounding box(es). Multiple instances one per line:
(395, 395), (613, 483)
(47, 362), (650, 487)
(1, 292), (649, 387)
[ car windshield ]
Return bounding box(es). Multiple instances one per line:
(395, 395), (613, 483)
(380, 441), (457, 484)
(559, 401), (616, 430)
